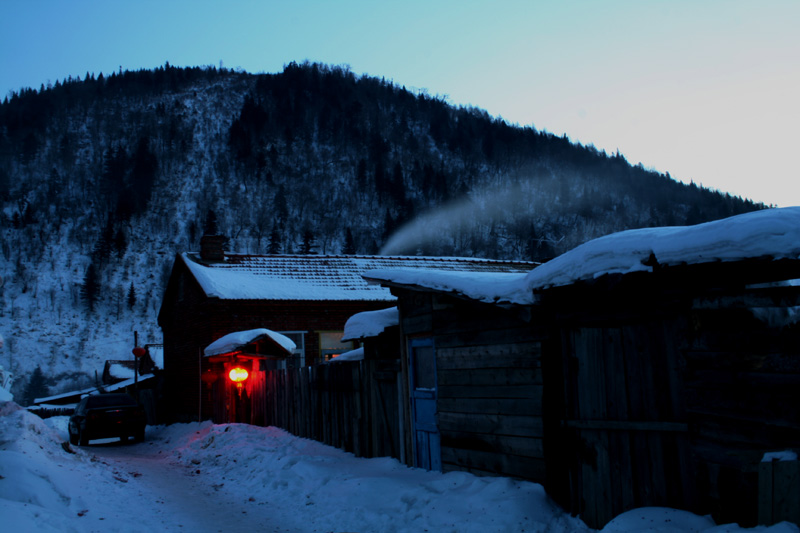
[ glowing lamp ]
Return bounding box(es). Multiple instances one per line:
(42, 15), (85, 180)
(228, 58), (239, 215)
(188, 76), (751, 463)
(132, 346), (147, 358)
(228, 367), (249, 383)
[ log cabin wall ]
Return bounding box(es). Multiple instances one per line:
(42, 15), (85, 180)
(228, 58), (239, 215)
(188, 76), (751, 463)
(545, 301), (694, 528)
(685, 285), (800, 526)
(160, 265), (212, 422)
(395, 288), (550, 482)
(541, 266), (800, 529)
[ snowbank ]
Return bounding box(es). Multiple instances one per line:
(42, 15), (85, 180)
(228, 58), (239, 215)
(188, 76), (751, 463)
(2, 403), (797, 532)
(0, 403), (151, 532)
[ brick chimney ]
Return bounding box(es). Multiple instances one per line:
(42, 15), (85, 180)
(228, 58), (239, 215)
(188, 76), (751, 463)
(200, 235), (226, 261)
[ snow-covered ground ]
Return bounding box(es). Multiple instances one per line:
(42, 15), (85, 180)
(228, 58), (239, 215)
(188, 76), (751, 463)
(1, 402), (798, 533)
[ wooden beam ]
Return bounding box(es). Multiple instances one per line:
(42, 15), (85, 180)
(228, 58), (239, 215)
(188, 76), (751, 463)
(563, 420), (689, 432)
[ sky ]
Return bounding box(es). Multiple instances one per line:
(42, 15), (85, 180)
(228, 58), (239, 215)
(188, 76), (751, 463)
(1, 0), (798, 206)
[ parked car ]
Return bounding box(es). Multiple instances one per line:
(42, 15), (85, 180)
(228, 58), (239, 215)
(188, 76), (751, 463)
(68, 393), (146, 445)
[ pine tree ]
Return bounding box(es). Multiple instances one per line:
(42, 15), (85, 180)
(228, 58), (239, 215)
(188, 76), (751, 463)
(81, 263), (100, 312)
(268, 222), (282, 254)
(92, 216), (115, 264)
(300, 228), (316, 254)
(343, 228), (356, 255)
(113, 226), (128, 258)
(272, 186), (288, 226)
(24, 366), (50, 406)
(127, 281), (136, 310)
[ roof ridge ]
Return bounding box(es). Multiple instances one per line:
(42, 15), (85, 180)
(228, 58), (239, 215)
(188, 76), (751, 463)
(194, 252), (539, 265)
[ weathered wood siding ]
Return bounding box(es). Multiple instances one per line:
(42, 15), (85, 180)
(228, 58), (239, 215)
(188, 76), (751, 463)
(542, 269), (800, 529)
(553, 319), (693, 527)
(397, 290), (548, 481)
(684, 288), (800, 526)
(262, 359), (403, 461)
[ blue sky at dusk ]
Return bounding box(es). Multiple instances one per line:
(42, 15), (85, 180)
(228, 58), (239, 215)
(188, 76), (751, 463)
(2, 0), (798, 206)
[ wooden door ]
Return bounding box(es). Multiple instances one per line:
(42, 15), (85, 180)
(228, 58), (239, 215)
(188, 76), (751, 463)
(409, 338), (441, 471)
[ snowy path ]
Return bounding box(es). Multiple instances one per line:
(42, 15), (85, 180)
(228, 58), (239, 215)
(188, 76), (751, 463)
(82, 440), (303, 533)
(7, 409), (794, 533)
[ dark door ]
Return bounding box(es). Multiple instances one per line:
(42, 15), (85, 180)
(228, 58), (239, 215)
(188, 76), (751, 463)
(409, 338), (441, 471)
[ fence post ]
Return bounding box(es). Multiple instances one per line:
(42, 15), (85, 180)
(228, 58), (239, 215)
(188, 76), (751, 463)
(759, 454), (800, 525)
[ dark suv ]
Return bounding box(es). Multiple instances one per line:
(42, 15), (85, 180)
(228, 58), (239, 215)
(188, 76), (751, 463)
(68, 393), (146, 445)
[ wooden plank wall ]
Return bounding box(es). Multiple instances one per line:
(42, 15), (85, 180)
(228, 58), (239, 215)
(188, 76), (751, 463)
(557, 320), (693, 528)
(262, 360), (403, 461)
(436, 341), (546, 481)
(684, 301), (800, 526)
(424, 294), (548, 482)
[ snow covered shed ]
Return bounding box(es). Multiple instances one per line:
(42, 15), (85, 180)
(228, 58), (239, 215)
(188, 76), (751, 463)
(157, 243), (537, 423)
(365, 207), (800, 529)
(202, 328), (295, 425)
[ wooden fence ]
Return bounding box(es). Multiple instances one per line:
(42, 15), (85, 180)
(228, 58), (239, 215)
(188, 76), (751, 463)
(262, 359), (403, 461)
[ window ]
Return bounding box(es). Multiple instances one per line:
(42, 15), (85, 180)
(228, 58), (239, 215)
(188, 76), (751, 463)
(278, 331), (306, 369)
(319, 331), (353, 362)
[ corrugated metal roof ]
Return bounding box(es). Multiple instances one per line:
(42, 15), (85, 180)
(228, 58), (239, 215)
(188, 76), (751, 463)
(182, 253), (537, 301)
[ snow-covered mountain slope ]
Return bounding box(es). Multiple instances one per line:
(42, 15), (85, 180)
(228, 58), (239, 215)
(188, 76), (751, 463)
(0, 63), (765, 398)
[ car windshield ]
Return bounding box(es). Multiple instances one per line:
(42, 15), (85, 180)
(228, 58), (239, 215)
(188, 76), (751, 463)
(85, 395), (137, 408)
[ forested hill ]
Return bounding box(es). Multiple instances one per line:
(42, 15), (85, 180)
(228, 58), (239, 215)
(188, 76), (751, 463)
(0, 62), (764, 399)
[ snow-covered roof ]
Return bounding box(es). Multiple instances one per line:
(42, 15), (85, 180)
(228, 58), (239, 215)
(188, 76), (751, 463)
(108, 363), (136, 380)
(204, 328), (296, 357)
(102, 374), (155, 393)
(522, 207), (800, 290)
(181, 253), (536, 301)
(365, 207), (800, 305)
(342, 307), (399, 341)
(363, 269), (531, 304)
(34, 385), (98, 405)
(32, 375), (156, 404)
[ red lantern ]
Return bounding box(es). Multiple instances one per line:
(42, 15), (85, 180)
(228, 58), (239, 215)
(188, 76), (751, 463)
(228, 367), (249, 383)
(132, 346), (147, 358)
(228, 366), (249, 390)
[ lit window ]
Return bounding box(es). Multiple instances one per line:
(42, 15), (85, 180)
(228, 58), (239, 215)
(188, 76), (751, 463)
(319, 331), (353, 362)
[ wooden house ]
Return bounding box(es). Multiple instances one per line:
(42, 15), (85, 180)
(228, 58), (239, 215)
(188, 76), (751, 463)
(157, 235), (536, 423)
(364, 207), (800, 528)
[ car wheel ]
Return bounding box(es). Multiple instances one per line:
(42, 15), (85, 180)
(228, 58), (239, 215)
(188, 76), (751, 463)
(79, 429), (89, 446)
(135, 428), (145, 442)
(69, 430), (78, 445)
